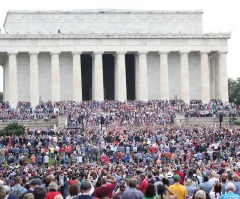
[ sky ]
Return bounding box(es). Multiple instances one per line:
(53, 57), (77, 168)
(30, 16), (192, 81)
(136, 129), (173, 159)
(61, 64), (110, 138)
(0, 0), (239, 92)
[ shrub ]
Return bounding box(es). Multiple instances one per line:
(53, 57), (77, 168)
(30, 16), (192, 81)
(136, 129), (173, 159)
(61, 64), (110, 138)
(234, 119), (240, 125)
(0, 122), (25, 136)
(15, 129), (24, 136)
(0, 130), (6, 136)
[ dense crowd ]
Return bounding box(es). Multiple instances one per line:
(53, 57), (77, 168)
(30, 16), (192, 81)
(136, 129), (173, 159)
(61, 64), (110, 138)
(1, 100), (240, 122)
(1, 100), (240, 199)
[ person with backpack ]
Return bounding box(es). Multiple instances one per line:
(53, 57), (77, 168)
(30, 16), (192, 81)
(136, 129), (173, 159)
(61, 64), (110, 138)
(9, 176), (27, 199)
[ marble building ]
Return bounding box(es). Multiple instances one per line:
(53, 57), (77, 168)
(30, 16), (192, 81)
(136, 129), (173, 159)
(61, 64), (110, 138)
(0, 9), (230, 107)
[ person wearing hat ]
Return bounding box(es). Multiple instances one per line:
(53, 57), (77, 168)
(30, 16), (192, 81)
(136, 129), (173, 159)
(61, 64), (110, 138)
(165, 172), (174, 185)
(220, 182), (240, 199)
(78, 181), (98, 199)
(167, 175), (187, 199)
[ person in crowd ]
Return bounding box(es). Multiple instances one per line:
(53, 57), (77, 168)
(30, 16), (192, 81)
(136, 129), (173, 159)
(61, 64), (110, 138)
(138, 173), (149, 194)
(167, 175), (187, 199)
(94, 176), (117, 199)
(33, 186), (47, 199)
(65, 185), (79, 199)
(144, 183), (157, 199)
(209, 182), (222, 199)
(185, 179), (196, 199)
(46, 182), (61, 199)
(157, 184), (176, 199)
(220, 182), (240, 199)
(122, 178), (144, 199)
(0, 186), (6, 199)
(198, 176), (212, 196)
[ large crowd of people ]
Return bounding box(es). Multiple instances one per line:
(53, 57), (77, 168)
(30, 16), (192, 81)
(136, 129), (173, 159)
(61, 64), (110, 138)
(1, 100), (240, 199)
(1, 99), (240, 122)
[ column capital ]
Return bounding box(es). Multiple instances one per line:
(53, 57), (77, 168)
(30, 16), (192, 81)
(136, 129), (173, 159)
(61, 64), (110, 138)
(218, 51), (228, 55)
(7, 51), (18, 56)
(159, 51), (169, 55)
(138, 51), (148, 55)
(115, 51), (127, 55)
(199, 51), (210, 55)
(50, 51), (61, 55)
(179, 51), (190, 55)
(71, 51), (82, 55)
(29, 51), (39, 55)
(93, 51), (104, 55)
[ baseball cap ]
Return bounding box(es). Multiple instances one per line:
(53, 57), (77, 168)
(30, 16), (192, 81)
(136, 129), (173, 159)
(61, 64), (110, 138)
(173, 174), (180, 182)
(29, 178), (42, 186)
(177, 165), (181, 170)
(194, 190), (206, 199)
(80, 181), (91, 190)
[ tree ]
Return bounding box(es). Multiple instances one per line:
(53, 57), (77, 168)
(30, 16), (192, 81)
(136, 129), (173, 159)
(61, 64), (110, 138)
(228, 77), (240, 105)
(0, 92), (3, 101)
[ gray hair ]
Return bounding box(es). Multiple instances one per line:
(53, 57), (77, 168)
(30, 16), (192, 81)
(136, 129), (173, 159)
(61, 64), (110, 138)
(48, 181), (59, 191)
(225, 182), (236, 192)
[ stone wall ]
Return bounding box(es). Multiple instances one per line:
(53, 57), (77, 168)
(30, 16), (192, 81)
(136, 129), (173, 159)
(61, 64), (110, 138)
(0, 119), (58, 130)
(174, 114), (230, 125)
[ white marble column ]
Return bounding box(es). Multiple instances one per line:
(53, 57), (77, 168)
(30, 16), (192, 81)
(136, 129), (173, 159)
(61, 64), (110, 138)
(180, 51), (190, 103)
(72, 51), (82, 101)
(200, 51), (210, 103)
(115, 51), (127, 101)
(8, 52), (18, 107)
(29, 52), (39, 107)
(210, 55), (216, 99)
(159, 51), (169, 100)
(2, 66), (5, 101)
(218, 51), (229, 102)
(138, 51), (148, 101)
(50, 52), (61, 102)
(92, 51), (104, 101)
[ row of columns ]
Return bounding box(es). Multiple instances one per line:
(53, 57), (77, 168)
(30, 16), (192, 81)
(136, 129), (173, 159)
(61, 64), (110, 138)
(5, 51), (228, 107)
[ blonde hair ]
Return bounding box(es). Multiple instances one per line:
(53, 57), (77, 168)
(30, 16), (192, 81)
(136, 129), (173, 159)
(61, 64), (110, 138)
(23, 193), (35, 199)
(54, 195), (63, 199)
(185, 179), (192, 186)
(74, 179), (81, 186)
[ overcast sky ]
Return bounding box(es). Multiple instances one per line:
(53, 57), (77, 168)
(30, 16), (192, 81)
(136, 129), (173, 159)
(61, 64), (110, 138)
(0, 0), (239, 92)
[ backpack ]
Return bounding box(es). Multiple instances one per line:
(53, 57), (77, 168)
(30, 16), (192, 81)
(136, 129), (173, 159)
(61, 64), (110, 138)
(10, 187), (24, 199)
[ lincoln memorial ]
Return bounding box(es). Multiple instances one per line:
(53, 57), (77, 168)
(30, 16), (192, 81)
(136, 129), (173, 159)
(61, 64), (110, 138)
(0, 10), (230, 107)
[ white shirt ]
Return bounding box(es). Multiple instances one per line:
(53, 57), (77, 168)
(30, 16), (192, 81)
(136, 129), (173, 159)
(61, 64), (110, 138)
(43, 155), (49, 163)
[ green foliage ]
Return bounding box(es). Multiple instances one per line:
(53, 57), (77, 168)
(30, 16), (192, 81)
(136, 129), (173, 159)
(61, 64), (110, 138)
(234, 119), (240, 125)
(0, 92), (2, 101)
(228, 77), (240, 105)
(0, 122), (25, 136)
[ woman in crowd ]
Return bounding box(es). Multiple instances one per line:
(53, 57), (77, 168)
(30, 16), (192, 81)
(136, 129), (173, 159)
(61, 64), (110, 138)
(209, 182), (222, 199)
(65, 185), (79, 199)
(157, 184), (176, 199)
(144, 183), (158, 199)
